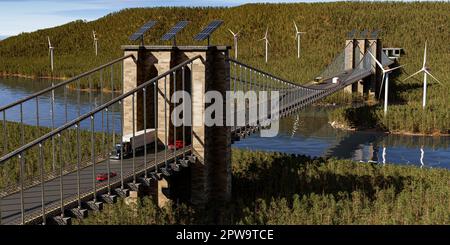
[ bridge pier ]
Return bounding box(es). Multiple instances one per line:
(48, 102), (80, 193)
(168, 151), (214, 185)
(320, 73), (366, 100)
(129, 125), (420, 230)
(122, 46), (232, 214)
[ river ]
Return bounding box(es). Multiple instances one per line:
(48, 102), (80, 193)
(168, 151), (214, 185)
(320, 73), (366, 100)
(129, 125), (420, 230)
(1, 76), (449, 169)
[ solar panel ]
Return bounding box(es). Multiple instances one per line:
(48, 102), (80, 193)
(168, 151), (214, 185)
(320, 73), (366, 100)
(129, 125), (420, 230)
(161, 21), (190, 41)
(129, 20), (157, 41)
(360, 29), (369, 38)
(370, 30), (379, 39)
(194, 20), (223, 41)
(347, 29), (357, 39)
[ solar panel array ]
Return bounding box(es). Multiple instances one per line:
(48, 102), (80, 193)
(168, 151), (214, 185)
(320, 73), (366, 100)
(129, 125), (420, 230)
(347, 29), (357, 39)
(360, 29), (369, 38)
(194, 20), (223, 41)
(161, 21), (190, 41)
(370, 30), (380, 39)
(129, 20), (157, 41)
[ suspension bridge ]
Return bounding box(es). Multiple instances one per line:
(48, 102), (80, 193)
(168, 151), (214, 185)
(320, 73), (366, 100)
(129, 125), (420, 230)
(0, 26), (394, 225)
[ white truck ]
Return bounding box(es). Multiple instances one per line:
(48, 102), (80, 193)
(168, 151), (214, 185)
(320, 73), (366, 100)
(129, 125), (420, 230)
(332, 77), (340, 84)
(110, 129), (156, 160)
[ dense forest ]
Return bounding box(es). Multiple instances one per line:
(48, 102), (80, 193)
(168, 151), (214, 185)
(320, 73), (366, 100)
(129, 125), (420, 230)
(0, 2), (448, 134)
(77, 149), (450, 225)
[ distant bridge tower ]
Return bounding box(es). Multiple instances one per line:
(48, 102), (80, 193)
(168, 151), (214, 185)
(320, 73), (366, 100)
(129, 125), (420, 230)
(344, 30), (382, 97)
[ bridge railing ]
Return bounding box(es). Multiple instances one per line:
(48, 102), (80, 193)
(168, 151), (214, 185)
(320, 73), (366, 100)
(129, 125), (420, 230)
(0, 55), (202, 225)
(0, 55), (136, 162)
(228, 58), (330, 136)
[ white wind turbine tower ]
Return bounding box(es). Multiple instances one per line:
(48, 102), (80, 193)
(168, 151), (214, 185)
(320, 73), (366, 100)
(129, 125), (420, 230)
(367, 51), (405, 116)
(293, 21), (306, 59)
(228, 29), (240, 59)
(403, 41), (444, 109)
(93, 30), (98, 56)
(48, 36), (54, 72)
(258, 27), (270, 63)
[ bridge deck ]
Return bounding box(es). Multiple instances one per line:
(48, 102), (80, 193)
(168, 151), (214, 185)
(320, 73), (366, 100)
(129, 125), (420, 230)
(1, 146), (191, 225)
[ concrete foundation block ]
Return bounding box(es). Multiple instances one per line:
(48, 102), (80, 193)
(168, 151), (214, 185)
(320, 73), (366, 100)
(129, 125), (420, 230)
(127, 182), (142, 192)
(114, 188), (130, 198)
(100, 194), (117, 204)
(69, 208), (88, 219)
(85, 201), (103, 211)
(52, 216), (71, 225)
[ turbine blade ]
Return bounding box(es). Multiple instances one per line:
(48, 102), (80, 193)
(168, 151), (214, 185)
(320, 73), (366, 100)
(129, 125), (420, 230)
(402, 69), (423, 82)
(378, 73), (386, 99)
(425, 70), (444, 86)
(423, 40), (427, 68)
(47, 36), (51, 48)
(228, 29), (235, 36)
(367, 50), (384, 70)
(293, 21), (298, 32)
(385, 64), (405, 73)
(265, 27), (268, 38)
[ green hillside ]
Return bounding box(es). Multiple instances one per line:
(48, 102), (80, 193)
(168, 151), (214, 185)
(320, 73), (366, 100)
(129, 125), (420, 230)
(0, 2), (449, 133)
(0, 2), (449, 82)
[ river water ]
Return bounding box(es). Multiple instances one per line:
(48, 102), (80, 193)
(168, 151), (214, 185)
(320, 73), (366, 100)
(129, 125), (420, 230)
(1, 76), (449, 168)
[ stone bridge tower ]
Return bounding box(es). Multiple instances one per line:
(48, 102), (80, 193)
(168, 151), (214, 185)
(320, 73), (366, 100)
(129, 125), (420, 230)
(344, 30), (382, 97)
(122, 45), (232, 214)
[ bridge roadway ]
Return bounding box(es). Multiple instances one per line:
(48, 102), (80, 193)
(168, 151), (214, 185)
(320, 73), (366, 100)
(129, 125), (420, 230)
(1, 146), (191, 224)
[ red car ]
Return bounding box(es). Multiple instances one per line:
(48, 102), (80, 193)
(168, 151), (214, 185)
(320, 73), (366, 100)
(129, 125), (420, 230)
(96, 172), (117, 181)
(168, 140), (184, 150)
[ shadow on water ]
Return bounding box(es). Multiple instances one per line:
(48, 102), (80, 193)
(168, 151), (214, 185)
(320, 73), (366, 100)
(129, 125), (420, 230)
(233, 106), (450, 169)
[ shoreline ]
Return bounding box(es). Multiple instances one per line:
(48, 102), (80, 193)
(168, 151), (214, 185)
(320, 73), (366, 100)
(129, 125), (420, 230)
(0, 72), (67, 80)
(328, 121), (450, 137)
(0, 73), (119, 93)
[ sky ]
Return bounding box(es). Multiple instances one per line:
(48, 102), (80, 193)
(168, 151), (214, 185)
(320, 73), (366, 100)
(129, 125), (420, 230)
(0, 0), (445, 37)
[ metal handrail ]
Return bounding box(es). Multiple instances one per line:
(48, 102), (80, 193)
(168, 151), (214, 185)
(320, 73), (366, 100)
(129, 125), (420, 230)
(0, 55), (204, 163)
(0, 54), (136, 113)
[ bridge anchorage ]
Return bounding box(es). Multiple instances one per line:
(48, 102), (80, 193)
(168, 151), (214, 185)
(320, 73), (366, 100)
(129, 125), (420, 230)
(0, 22), (395, 224)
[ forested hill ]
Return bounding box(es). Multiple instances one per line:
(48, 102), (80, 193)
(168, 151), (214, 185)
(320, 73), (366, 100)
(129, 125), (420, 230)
(0, 2), (449, 84)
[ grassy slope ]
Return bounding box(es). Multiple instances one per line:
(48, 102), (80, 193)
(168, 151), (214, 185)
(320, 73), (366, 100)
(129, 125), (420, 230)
(0, 2), (448, 131)
(77, 149), (450, 225)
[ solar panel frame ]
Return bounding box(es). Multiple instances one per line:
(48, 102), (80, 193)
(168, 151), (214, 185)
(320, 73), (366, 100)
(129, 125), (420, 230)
(161, 21), (190, 41)
(360, 29), (369, 39)
(347, 29), (357, 39)
(193, 20), (223, 41)
(129, 20), (157, 41)
(370, 30), (379, 39)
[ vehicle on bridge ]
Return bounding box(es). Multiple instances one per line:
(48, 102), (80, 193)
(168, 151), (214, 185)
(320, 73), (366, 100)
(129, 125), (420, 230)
(332, 77), (340, 84)
(313, 76), (326, 84)
(110, 129), (156, 160)
(96, 172), (117, 181)
(168, 140), (185, 150)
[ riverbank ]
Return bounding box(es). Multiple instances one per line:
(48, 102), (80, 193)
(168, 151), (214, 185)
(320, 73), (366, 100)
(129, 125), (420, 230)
(328, 120), (450, 137)
(328, 104), (450, 137)
(0, 74), (119, 93)
(0, 72), (67, 81)
(76, 149), (450, 225)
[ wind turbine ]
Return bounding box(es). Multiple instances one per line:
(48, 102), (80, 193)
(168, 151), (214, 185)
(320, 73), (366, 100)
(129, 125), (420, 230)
(47, 36), (54, 72)
(228, 29), (240, 59)
(93, 30), (98, 56)
(367, 51), (405, 116)
(293, 21), (306, 59)
(403, 41), (444, 109)
(258, 27), (270, 63)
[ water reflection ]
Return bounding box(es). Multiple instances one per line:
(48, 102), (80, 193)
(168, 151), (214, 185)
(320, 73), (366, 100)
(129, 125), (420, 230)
(0, 76), (121, 132)
(234, 106), (450, 169)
